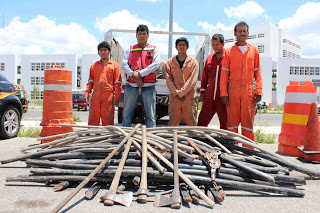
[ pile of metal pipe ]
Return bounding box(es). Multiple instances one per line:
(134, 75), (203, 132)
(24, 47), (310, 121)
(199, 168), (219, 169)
(2, 124), (320, 211)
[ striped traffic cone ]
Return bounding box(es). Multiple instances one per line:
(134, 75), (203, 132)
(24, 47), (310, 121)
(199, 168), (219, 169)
(303, 102), (320, 161)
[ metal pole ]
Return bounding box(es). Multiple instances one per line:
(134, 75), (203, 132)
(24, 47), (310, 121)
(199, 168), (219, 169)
(168, 0), (173, 58)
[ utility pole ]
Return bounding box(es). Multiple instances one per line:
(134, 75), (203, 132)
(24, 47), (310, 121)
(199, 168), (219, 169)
(1, 12), (4, 47)
(168, 0), (173, 58)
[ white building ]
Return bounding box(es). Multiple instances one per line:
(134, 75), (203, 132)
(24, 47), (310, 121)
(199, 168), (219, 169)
(207, 22), (320, 105)
(277, 58), (320, 105)
(20, 54), (77, 99)
(0, 54), (17, 84)
(80, 54), (100, 91)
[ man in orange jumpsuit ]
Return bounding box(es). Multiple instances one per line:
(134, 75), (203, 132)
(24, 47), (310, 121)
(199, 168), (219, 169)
(220, 21), (263, 145)
(165, 37), (199, 126)
(85, 41), (122, 126)
(198, 34), (227, 129)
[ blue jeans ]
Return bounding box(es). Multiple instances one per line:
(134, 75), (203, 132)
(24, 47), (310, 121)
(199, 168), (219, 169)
(122, 84), (156, 128)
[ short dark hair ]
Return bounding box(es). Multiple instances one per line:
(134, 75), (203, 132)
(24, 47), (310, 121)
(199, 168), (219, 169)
(234, 21), (249, 32)
(97, 41), (111, 51)
(212, 34), (224, 44)
(136, 25), (149, 35)
(175, 37), (189, 47)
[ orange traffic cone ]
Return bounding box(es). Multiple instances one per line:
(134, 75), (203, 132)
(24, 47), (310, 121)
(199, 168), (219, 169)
(303, 102), (320, 161)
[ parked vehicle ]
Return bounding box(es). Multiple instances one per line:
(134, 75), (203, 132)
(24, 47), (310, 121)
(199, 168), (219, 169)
(72, 93), (89, 111)
(317, 102), (320, 114)
(0, 73), (28, 138)
(105, 29), (210, 124)
(257, 101), (268, 110)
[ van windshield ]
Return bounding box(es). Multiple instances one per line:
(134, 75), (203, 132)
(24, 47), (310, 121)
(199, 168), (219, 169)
(73, 94), (84, 99)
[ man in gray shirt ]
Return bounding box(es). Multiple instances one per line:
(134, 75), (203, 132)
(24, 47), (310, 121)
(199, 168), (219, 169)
(122, 24), (160, 128)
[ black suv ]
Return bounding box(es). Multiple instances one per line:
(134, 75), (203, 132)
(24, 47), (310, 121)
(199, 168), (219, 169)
(0, 74), (28, 139)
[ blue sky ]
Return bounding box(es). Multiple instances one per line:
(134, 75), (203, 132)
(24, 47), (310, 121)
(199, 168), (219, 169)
(1, 0), (319, 58)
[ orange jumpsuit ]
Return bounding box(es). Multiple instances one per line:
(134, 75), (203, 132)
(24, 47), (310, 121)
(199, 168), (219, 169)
(220, 43), (263, 143)
(85, 60), (122, 126)
(165, 56), (199, 126)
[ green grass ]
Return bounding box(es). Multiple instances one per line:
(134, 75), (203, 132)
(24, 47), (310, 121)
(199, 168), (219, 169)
(257, 108), (268, 114)
(73, 113), (81, 122)
(30, 100), (43, 105)
(18, 127), (41, 138)
(254, 129), (276, 144)
(273, 105), (284, 111)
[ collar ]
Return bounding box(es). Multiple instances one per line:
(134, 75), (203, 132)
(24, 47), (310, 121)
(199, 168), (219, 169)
(98, 59), (112, 64)
(211, 51), (224, 60)
(234, 42), (250, 48)
(173, 55), (192, 65)
(137, 43), (149, 48)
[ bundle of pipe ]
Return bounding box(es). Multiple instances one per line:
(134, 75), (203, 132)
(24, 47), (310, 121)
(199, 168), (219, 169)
(2, 124), (320, 212)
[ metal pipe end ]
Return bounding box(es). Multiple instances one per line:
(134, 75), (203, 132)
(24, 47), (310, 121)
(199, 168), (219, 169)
(104, 199), (114, 206)
(137, 194), (148, 203)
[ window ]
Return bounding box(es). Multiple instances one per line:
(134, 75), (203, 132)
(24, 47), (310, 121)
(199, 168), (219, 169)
(310, 67), (315, 75)
(77, 66), (81, 88)
(17, 66), (21, 74)
(299, 67), (304, 75)
(258, 34), (264, 38)
(283, 39), (301, 49)
(247, 35), (257, 40)
(290, 67), (294, 75)
(31, 62), (65, 71)
(225, 38), (234, 43)
(31, 91), (44, 99)
(294, 66), (299, 75)
(258, 45), (264, 53)
(283, 50), (300, 58)
(31, 77), (44, 85)
(283, 50), (288, 58)
(272, 69), (277, 78)
(17, 79), (21, 84)
(0, 63), (5, 71)
(290, 66), (320, 76)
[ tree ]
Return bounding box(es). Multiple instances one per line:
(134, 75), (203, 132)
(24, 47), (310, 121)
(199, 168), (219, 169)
(32, 85), (40, 99)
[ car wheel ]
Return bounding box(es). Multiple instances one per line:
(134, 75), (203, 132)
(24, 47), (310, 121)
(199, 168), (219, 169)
(0, 106), (21, 139)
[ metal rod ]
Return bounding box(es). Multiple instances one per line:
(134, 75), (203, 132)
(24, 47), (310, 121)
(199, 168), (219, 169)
(50, 124), (141, 213)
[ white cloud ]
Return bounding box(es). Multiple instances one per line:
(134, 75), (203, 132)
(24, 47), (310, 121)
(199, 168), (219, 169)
(198, 21), (234, 33)
(95, 10), (196, 56)
(278, 2), (320, 34)
(224, 1), (265, 19)
(278, 2), (320, 57)
(0, 15), (98, 56)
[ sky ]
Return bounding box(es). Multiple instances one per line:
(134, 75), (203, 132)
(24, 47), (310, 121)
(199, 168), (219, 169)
(1, 0), (320, 60)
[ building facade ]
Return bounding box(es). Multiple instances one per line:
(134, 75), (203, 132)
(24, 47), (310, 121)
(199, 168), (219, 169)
(80, 54), (100, 91)
(20, 54), (77, 99)
(0, 54), (16, 84)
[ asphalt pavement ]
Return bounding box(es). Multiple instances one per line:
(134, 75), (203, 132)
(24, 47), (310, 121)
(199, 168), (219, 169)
(0, 138), (320, 213)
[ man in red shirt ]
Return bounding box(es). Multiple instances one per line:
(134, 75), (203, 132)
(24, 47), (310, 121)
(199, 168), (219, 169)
(198, 34), (227, 129)
(84, 41), (122, 126)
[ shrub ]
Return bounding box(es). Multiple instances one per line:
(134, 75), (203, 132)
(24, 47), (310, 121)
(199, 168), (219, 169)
(254, 129), (276, 144)
(18, 127), (41, 138)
